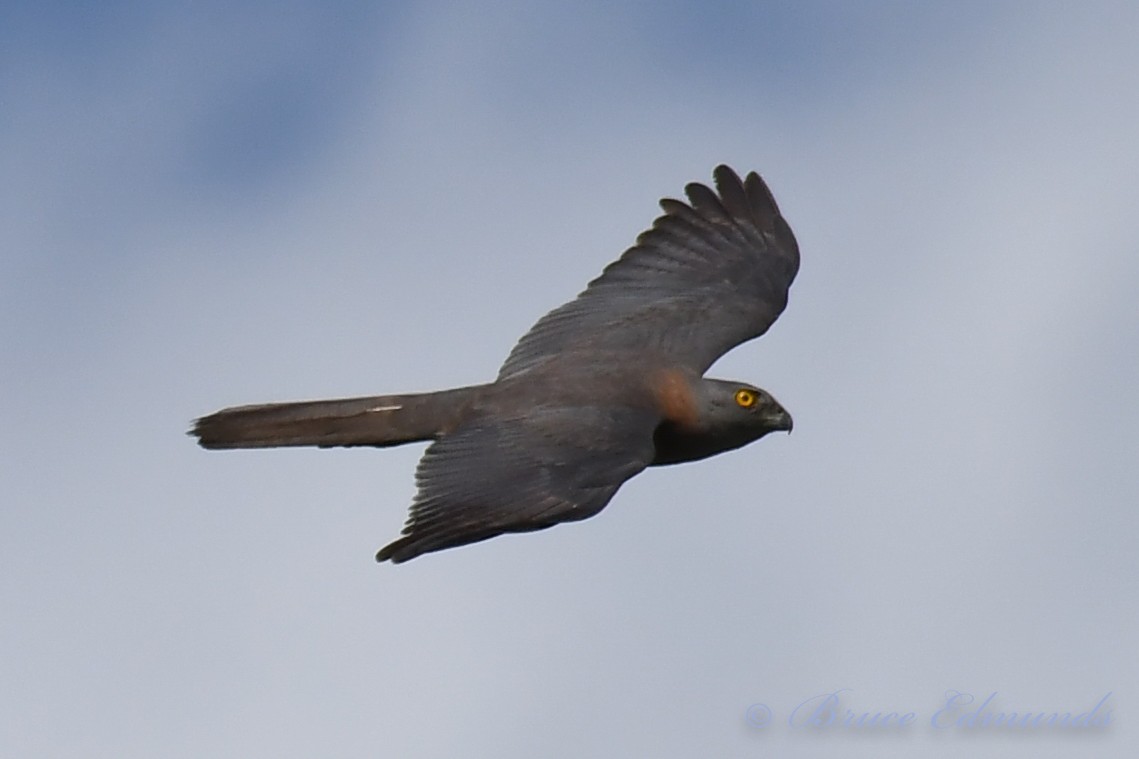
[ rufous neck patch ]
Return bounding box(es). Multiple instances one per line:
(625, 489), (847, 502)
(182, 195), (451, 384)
(652, 369), (699, 428)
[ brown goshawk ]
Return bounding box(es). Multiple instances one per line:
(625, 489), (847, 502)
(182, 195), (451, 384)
(191, 166), (800, 563)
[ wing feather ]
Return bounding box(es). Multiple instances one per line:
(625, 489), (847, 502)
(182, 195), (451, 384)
(375, 406), (657, 563)
(497, 165), (799, 380)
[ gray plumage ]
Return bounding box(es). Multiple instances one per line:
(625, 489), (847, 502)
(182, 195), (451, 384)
(191, 166), (799, 563)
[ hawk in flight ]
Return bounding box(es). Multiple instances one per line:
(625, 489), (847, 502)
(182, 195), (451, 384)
(192, 166), (800, 562)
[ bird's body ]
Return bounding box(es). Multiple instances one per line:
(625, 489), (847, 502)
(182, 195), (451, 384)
(192, 166), (799, 562)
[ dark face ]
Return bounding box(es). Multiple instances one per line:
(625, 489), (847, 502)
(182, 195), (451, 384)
(708, 380), (792, 433)
(650, 379), (791, 466)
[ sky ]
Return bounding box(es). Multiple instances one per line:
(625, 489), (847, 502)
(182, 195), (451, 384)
(2, 2), (1138, 757)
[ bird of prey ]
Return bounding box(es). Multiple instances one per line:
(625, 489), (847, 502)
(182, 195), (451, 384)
(191, 165), (800, 563)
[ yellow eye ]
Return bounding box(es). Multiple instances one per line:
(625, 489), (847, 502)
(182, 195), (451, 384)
(734, 389), (757, 408)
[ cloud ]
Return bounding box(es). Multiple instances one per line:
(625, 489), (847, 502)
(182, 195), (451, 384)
(2, 3), (1137, 757)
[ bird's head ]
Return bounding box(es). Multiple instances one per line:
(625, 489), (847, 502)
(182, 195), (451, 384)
(650, 377), (792, 466)
(700, 378), (792, 435)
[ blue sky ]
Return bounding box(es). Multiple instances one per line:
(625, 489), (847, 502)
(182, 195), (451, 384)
(3, 3), (1137, 757)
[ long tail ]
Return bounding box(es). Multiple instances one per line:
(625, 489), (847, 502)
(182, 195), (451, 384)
(190, 385), (486, 449)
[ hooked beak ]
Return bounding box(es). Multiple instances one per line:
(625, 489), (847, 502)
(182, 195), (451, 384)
(767, 406), (793, 434)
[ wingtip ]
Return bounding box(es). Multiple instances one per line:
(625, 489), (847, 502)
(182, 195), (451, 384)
(375, 538), (411, 563)
(743, 169), (781, 216)
(712, 163), (743, 187)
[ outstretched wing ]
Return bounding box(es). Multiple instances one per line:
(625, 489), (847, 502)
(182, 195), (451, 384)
(497, 165), (799, 380)
(375, 406), (658, 563)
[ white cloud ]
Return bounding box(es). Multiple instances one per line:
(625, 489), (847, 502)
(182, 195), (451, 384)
(2, 4), (1136, 758)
